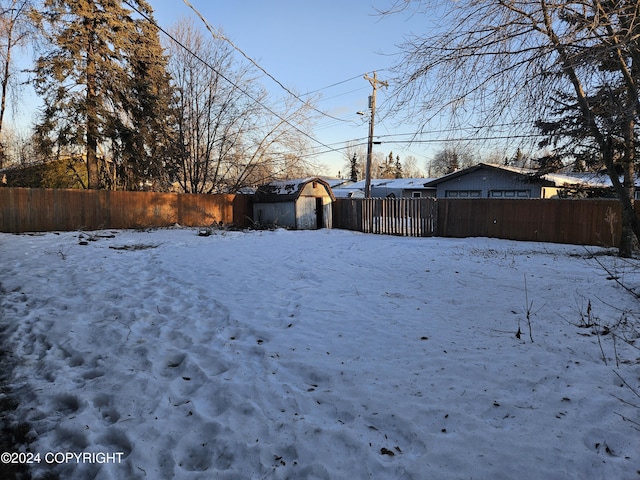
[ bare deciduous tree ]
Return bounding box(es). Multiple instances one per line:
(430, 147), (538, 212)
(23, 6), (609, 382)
(386, 0), (640, 256)
(0, 0), (35, 166)
(428, 145), (477, 177)
(166, 19), (319, 193)
(402, 155), (424, 178)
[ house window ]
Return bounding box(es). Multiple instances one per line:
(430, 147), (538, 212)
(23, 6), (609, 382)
(446, 190), (481, 198)
(489, 190), (531, 198)
(412, 191), (422, 198)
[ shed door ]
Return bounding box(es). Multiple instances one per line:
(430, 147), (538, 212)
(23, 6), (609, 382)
(297, 197), (317, 229)
(316, 198), (324, 229)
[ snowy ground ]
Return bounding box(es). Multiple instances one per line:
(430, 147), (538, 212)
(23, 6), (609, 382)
(1, 227), (639, 479)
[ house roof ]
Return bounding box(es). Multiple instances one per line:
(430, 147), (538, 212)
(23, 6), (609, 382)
(423, 163), (549, 186)
(423, 163), (615, 188)
(332, 187), (365, 198)
(325, 178), (353, 189)
(339, 178), (394, 190)
(542, 172), (612, 188)
(254, 177), (336, 203)
(331, 177), (438, 198)
(376, 177), (437, 190)
(335, 177), (436, 191)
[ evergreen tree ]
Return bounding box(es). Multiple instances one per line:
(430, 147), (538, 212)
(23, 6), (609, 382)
(378, 151), (395, 178)
(394, 154), (402, 178)
(534, 153), (564, 175)
(111, 10), (177, 190)
(31, 0), (176, 189)
(508, 148), (528, 168)
(349, 153), (358, 182)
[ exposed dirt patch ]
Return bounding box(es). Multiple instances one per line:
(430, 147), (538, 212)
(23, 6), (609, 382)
(108, 244), (159, 251)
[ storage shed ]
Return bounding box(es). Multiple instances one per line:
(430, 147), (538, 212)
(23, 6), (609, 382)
(253, 177), (335, 229)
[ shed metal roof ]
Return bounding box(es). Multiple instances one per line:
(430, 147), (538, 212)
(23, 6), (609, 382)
(254, 177), (336, 203)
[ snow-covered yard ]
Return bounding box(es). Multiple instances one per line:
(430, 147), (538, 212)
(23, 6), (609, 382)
(1, 228), (639, 479)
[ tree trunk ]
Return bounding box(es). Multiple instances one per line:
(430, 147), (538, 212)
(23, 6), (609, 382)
(619, 118), (640, 257)
(541, 8), (640, 257)
(0, 6), (15, 167)
(602, 137), (640, 257)
(85, 14), (99, 189)
(0, 28), (10, 140)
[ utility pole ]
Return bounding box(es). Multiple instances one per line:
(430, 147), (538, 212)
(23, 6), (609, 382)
(363, 71), (387, 198)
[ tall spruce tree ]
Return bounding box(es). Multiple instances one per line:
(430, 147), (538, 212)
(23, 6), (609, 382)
(394, 154), (402, 178)
(31, 0), (176, 189)
(349, 153), (358, 182)
(378, 151), (395, 179)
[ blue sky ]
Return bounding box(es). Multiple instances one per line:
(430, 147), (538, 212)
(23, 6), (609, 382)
(151, 0), (431, 176)
(11, 1), (436, 177)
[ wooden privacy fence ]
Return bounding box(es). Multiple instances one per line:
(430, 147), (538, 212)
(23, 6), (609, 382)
(437, 198), (624, 248)
(0, 188), (632, 248)
(333, 197), (629, 247)
(333, 197), (438, 237)
(0, 188), (252, 233)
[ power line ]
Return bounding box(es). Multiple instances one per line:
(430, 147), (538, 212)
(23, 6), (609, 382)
(121, 0), (341, 154)
(118, 2), (547, 170)
(300, 72), (386, 98)
(182, 0), (350, 125)
(300, 130), (545, 160)
(312, 86), (371, 109)
(180, 2), (398, 139)
(358, 123), (541, 140)
(379, 133), (544, 144)
(118, 2), (400, 167)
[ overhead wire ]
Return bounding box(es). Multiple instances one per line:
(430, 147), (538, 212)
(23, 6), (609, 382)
(126, 1), (546, 169)
(182, 0), (351, 124)
(301, 127), (546, 162)
(181, 0), (408, 158)
(378, 133), (545, 144)
(300, 73), (381, 98)
(121, 0), (341, 155)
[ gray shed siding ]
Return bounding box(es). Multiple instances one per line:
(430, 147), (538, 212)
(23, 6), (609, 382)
(297, 196), (317, 229)
(320, 201), (333, 228)
(253, 202), (296, 227)
(252, 178), (335, 229)
(297, 184), (333, 229)
(435, 169), (544, 198)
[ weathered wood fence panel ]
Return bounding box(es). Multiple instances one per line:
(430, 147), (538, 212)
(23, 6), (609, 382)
(334, 198), (438, 237)
(2, 188), (635, 248)
(334, 197), (630, 247)
(332, 198), (363, 232)
(0, 188), (251, 233)
(437, 198), (623, 247)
